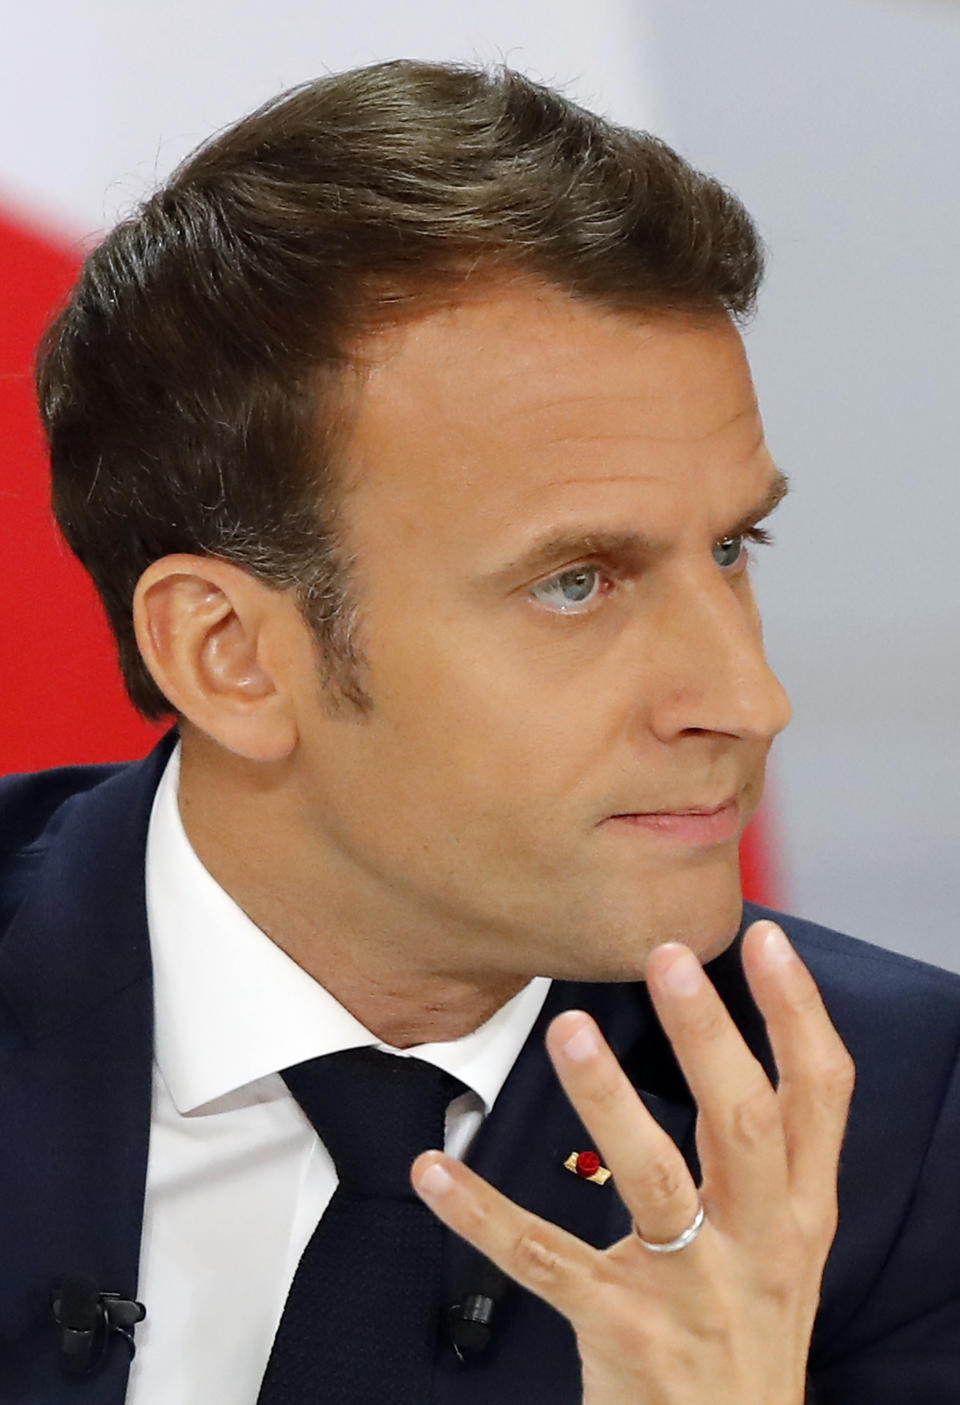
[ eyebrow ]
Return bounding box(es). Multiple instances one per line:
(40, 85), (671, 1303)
(495, 469), (790, 582)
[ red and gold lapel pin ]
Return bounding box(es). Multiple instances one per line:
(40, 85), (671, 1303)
(564, 1150), (612, 1185)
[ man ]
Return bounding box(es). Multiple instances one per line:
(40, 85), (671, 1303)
(1, 59), (957, 1404)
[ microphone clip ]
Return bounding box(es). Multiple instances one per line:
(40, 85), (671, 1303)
(446, 1292), (498, 1361)
(445, 1252), (510, 1363)
(51, 1275), (146, 1376)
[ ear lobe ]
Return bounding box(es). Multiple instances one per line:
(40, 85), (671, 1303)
(133, 555), (298, 761)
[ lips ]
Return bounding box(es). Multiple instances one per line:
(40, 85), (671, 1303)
(611, 795), (738, 818)
(603, 797), (741, 846)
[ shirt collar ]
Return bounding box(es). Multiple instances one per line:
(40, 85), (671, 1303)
(146, 745), (550, 1115)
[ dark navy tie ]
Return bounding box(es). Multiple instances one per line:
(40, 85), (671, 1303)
(256, 1046), (465, 1404)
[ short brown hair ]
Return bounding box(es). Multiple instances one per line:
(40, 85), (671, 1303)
(36, 59), (764, 718)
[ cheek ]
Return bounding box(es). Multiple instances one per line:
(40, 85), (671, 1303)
(364, 613), (633, 797)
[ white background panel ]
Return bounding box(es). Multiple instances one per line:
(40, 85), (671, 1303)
(0, 0), (659, 234)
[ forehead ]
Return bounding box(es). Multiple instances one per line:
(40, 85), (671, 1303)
(342, 282), (769, 536)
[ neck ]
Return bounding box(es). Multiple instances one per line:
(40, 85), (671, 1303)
(177, 741), (528, 1047)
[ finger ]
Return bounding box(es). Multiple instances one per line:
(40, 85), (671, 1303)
(741, 921), (855, 1217)
(644, 943), (789, 1228)
(544, 1009), (701, 1247)
(410, 1150), (598, 1319)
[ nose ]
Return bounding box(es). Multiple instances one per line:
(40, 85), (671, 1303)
(645, 568), (793, 744)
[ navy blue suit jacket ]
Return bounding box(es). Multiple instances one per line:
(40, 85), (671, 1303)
(2, 736), (959, 1402)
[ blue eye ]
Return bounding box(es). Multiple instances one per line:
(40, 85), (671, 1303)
(713, 535), (745, 569)
(531, 565), (603, 613)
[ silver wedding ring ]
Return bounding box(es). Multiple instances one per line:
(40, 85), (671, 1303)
(634, 1201), (706, 1254)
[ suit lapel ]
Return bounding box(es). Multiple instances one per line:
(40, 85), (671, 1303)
(434, 916), (774, 1402)
(435, 978), (697, 1402)
(0, 736), (174, 1403)
(463, 975), (696, 1240)
(459, 917), (772, 1252)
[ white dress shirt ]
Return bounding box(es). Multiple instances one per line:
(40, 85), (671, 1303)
(125, 746), (551, 1405)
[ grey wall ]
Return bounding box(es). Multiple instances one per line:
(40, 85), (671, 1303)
(639, 0), (960, 970)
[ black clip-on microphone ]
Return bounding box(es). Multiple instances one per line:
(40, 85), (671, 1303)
(445, 1255), (510, 1362)
(51, 1274), (146, 1376)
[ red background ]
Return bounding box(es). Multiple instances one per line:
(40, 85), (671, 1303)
(1, 205), (163, 771)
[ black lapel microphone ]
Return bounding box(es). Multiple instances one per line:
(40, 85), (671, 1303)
(50, 1274), (146, 1375)
(445, 1254), (510, 1361)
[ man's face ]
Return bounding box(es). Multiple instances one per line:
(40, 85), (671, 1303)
(287, 283), (792, 981)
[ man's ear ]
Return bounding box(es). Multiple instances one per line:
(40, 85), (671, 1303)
(132, 555), (299, 761)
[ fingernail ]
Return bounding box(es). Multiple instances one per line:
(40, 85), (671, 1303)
(417, 1160), (453, 1198)
(761, 924), (795, 966)
(661, 949), (703, 996)
(562, 1018), (600, 1062)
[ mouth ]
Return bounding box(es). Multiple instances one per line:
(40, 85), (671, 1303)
(602, 796), (741, 846)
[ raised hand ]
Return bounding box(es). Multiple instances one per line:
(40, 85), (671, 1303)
(412, 920), (855, 1405)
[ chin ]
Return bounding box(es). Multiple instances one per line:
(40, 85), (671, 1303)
(545, 870), (745, 982)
